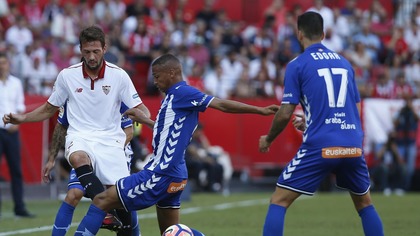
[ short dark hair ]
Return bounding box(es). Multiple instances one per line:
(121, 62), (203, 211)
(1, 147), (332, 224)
(297, 11), (324, 40)
(79, 25), (106, 48)
(152, 54), (180, 68)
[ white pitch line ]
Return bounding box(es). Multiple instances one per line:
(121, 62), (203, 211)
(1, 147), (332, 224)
(0, 198), (268, 236)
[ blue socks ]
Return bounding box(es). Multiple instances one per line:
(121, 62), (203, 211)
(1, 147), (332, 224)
(74, 204), (106, 236)
(263, 204), (287, 236)
(358, 205), (384, 236)
(131, 211), (140, 236)
(52, 202), (75, 236)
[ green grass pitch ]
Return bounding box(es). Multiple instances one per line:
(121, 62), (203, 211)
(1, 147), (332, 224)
(0, 192), (418, 235)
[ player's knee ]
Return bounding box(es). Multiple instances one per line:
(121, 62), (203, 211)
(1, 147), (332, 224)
(69, 152), (90, 167)
(64, 189), (84, 206)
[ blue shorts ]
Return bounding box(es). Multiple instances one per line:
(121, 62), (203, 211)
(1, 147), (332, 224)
(68, 169), (84, 193)
(116, 169), (187, 212)
(277, 147), (370, 195)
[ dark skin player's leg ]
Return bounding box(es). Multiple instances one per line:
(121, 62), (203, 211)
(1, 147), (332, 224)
(156, 207), (180, 234)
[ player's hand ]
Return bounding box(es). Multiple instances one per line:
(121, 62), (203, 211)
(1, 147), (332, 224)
(292, 113), (306, 132)
(2, 113), (24, 126)
(261, 105), (280, 115)
(259, 135), (271, 153)
(42, 160), (55, 183)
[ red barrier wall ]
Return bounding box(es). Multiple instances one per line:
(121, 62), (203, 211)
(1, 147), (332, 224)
(0, 95), (48, 184)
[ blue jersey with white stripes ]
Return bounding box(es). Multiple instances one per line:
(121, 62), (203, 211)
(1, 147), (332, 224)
(58, 102), (132, 129)
(143, 81), (214, 178)
(282, 43), (363, 149)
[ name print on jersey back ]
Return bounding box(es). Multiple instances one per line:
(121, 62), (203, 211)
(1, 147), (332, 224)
(282, 44), (363, 149)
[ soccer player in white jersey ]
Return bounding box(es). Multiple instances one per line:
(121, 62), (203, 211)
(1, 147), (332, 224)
(73, 53), (279, 236)
(258, 12), (384, 236)
(2, 25), (150, 235)
(42, 102), (139, 235)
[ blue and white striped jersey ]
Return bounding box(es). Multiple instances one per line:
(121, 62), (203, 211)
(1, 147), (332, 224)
(143, 81), (214, 178)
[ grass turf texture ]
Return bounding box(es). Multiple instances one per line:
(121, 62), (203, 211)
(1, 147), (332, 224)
(0, 192), (418, 236)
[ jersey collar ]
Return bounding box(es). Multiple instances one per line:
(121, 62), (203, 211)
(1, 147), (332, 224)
(167, 81), (187, 93)
(306, 43), (325, 51)
(82, 60), (106, 80)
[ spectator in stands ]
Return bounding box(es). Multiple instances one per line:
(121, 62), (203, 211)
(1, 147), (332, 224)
(27, 57), (45, 95)
(185, 123), (231, 193)
(307, 0), (334, 30)
(393, 94), (419, 191)
(393, 72), (413, 99)
(188, 35), (210, 68)
(150, 0), (174, 33)
(195, 0), (217, 31)
(383, 26), (409, 67)
(403, 22), (420, 54)
(248, 50), (276, 98)
(277, 12), (296, 44)
(322, 27), (344, 53)
(127, 16), (153, 59)
(219, 49), (244, 95)
(5, 15), (33, 54)
(41, 0), (63, 27)
(248, 24), (275, 59)
(9, 45), (33, 92)
(22, 0), (43, 33)
(369, 67), (395, 99)
(352, 21), (382, 64)
(404, 54), (420, 97)
(371, 131), (407, 196)
(42, 50), (58, 96)
(126, 0), (150, 18)
(75, 0), (95, 29)
(186, 63), (205, 92)
(204, 61), (231, 99)
(221, 21), (245, 53)
(50, 2), (79, 44)
(0, 52), (35, 218)
(345, 41), (373, 95)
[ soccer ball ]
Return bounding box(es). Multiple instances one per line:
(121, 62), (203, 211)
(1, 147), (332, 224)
(162, 224), (193, 236)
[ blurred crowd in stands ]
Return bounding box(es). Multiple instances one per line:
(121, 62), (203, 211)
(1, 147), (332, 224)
(0, 0), (420, 100)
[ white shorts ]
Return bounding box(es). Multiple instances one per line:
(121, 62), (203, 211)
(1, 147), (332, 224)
(65, 135), (130, 185)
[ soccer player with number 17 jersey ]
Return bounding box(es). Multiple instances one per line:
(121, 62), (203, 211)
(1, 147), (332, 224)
(259, 12), (384, 236)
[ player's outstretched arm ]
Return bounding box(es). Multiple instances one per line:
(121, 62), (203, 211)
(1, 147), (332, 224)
(3, 102), (58, 125)
(259, 104), (296, 153)
(43, 122), (67, 183)
(209, 98), (279, 115)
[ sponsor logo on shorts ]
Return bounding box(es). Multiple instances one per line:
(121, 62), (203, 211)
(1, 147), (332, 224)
(132, 93), (139, 99)
(167, 180), (188, 193)
(322, 147), (362, 158)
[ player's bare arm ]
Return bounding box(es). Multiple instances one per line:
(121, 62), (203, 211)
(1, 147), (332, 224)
(124, 107), (155, 129)
(209, 97), (279, 115)
(3, 102), (58, 125)
(43, 122), (68, 183)
(259, 104), (296, 153)
(123, 125), (134, 146)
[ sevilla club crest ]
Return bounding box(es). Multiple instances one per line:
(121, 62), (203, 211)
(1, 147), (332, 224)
(102, 85), (111, 95)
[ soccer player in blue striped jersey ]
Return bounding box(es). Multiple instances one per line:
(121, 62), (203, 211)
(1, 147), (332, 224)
(74, 53), (279, 236)
(258, 12), (384, 236)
